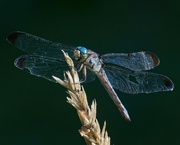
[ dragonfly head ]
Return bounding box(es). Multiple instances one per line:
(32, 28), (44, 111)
(74, 46), (88, 61)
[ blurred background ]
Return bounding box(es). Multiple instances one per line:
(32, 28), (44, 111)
(0, 0), (179, 145)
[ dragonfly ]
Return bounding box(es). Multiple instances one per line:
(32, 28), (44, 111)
(7, 31), (174, 121)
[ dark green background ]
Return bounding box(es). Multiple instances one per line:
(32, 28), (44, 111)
(1, 0), (179, 145)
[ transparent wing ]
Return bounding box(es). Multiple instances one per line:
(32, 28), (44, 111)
(7, 31), (96, 83)
(104, 65), (174, 94)
(102, 51), (160, 71)
(14, 55), (69, 82)
(7, 31), (75, 59)
(14, 55), (96, 83)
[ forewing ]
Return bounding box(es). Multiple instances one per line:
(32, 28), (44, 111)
(7, 31), (75, 59)
(104, 65), (174, 94)
(102, 51), (160, 71)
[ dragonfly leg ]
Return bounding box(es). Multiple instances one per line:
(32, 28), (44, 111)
(79, 65), (87, 83)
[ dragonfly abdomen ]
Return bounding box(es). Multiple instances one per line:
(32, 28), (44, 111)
(96, 69), (131, 121)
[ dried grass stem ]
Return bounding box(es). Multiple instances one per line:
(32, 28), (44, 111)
(52, 50), (110, 145)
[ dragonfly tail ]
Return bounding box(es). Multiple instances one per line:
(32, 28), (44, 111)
(117, 103), (131, 121)
(97, 70), (131, 121)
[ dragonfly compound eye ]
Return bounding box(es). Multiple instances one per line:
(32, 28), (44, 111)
(75, 46), (88, 60)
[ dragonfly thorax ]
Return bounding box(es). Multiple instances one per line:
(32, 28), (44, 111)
(74, 46), (103, 73)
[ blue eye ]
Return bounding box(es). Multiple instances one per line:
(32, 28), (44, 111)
(76, 46), (87, 54)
